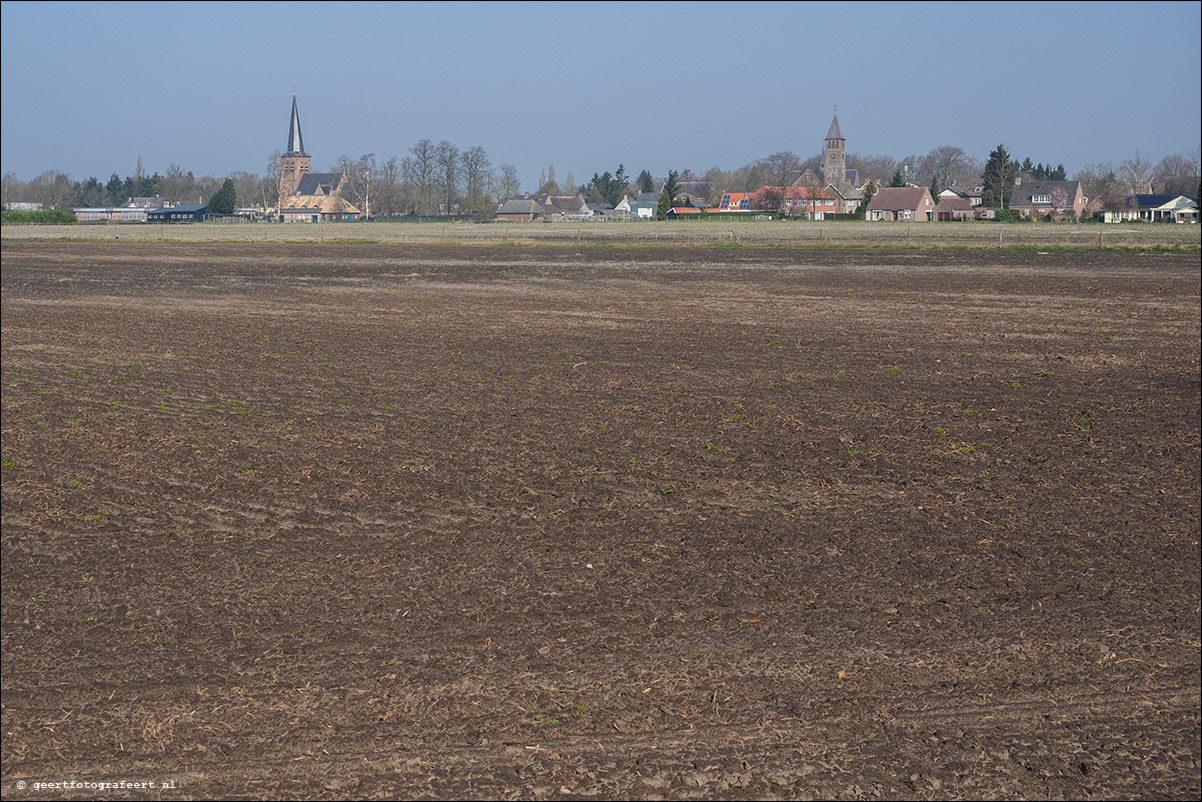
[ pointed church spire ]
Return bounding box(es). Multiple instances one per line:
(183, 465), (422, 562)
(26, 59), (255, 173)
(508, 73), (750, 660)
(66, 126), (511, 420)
(286, 94), (306, 156)
(825, 110), (844, 142)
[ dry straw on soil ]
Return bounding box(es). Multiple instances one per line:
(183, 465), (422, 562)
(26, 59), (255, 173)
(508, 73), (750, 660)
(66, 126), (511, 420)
(3, 219), (1200, 249)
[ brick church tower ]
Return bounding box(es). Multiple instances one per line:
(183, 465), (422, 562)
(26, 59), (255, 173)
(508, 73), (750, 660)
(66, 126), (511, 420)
(279, 94), (311, 200)
(822, 110), (846, 188)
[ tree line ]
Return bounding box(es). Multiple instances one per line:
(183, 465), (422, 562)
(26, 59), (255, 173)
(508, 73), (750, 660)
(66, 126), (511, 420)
(3, 143), (1198, 215)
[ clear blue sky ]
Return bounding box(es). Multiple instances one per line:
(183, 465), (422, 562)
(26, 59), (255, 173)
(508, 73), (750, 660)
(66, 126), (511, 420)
(2, 1), (1199, 189)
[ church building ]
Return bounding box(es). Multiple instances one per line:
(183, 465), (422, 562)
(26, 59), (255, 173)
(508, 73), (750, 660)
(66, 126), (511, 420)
(821, 111), (857, 189)
(785, 110), (861, 214)
(277, 95), (361, 222)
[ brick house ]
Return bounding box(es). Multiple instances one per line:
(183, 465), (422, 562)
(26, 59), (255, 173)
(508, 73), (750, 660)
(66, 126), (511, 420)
(933, 195), (972, 221)
(865, 187), (935, 221)
(496, 198), (551, 222)
(1008, 180), (1086, 219)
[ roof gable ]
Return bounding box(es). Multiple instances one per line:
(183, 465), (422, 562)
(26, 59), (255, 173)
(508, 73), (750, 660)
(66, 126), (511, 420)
(1009, 180), (1081, 207)
(294, 173), (342, 197)
(867, 187), (930, 210)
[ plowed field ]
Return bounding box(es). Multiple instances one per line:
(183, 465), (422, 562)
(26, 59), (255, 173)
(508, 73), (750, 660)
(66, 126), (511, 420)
(2, 241), (1199, 799)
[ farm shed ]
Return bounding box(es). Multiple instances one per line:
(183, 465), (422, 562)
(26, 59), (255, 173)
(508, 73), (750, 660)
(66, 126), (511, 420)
(147, 204), (207, 223)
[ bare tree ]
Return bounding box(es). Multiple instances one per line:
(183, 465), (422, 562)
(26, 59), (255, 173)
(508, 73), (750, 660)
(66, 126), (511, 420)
(436, 140), (460, 216)
(1155, 146), (1201, 194)
(263, 150), (282, 213)
(460, 145), (492, 218)
(337, 153), (377, 218)
(229, 171), (260, 211)
(1075, 162), (1124, 210)
(374, 157), (404, 216)
(751, 185), (783, 212)
(759, 151), (803, 190)
(27, 170), (76, 210)
(408, 139), (436, 215)
(2, 171), (19, 208)
(918, 145), (972, 193)
(1119, 151), (1155, 197)
(160, 163), (194, 205)
(700, 166), (726, 206)
(846, 153), (898, 187)
(495, 163), (521, 202)
(538, 163), (560, 195)
(800, 169), (829, 218)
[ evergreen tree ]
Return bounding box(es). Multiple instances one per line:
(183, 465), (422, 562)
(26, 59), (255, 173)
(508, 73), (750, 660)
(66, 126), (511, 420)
(656, 189), (671, 220)
(857, 179), (877, 214)
(105, 173), (125, 205)
(981, 144), (1018, 208)
(613, 164), (628, 197)
(889, 169), (907, 187)
(208, 178), (237, 215)
(590, 164), (631, 206)
(637, 169), (654, 194)
(1051, 164), (1067, 181)
(929, 175), (940, 201)
(663, 170), (679, 205)
(1021, 157), (1035, 177)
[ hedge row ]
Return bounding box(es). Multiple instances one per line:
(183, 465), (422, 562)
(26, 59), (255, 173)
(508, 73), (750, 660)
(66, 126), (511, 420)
(1, 210), (77, 225)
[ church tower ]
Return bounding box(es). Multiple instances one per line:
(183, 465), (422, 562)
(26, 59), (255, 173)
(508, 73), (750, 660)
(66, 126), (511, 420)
(279, 94), (311, 200)
(822, 110), (846, 188)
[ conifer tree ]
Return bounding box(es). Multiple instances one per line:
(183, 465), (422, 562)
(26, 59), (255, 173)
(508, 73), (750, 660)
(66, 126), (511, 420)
(637, 169), (654, 194)
(208, 178), (237, 215)
(982, 145), (1018, 208)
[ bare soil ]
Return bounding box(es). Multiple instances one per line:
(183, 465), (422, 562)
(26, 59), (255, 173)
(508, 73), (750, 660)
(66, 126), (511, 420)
(2, 241), (1199, 800)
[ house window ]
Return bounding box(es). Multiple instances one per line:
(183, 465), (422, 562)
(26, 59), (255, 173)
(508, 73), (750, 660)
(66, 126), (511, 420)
(1031, 194), (1051, 204)
(902, 210), (912, 220)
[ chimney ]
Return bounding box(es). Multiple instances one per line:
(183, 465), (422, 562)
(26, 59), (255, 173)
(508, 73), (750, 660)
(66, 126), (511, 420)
(1014, 176), (1022, 186)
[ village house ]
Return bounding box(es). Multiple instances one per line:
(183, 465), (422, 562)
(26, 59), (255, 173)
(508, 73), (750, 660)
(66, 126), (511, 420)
(826, 183), (863, 215)
(1008, 179), (1086, 220)
(614, 195), (657, 219)
(1101, 194), (1199, 223)
(496, 198), (551, 222)
(937, 185), (984, 207)
(535, 194), (592, 218)
(866, 187), (935, 221)
(715, 192), (753, 212)
(781, 186), (837, 218)
(933, 195), (972, 221)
